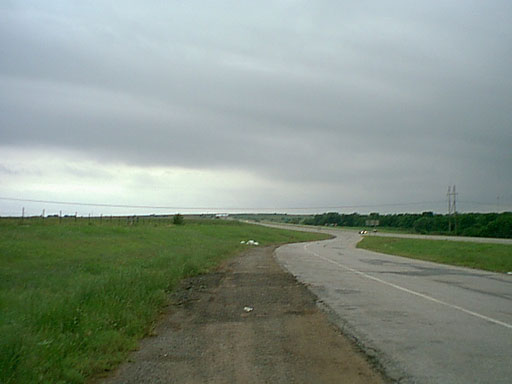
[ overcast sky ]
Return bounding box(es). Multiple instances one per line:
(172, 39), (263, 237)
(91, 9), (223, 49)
(1, 1), (511, 216)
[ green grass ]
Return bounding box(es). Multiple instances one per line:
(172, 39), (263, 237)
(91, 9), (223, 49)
(357, 236), (512, 273)
(0, 218), (328, 384)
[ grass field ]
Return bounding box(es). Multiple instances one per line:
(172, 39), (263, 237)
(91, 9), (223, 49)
(357, 236), (512, 273)
(0, 218), (328, 384)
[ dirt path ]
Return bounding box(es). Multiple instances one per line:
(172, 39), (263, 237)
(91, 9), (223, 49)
(100, 245), (387, 384)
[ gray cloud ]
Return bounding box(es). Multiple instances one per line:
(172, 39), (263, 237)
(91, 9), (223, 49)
(1, 1), (511, 212)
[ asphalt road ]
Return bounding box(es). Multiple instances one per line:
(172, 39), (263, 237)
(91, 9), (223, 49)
(274, 229), (512, 384)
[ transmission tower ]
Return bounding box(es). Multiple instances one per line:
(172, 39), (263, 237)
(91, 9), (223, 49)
(452, 185), (457, 233)
(447, 186), (452, 232)
(447, 185), (457, 233)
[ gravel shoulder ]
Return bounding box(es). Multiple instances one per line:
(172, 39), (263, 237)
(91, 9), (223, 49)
(99, 245), (387, 384)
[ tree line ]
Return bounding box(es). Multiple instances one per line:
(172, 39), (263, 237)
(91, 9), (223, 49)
(302, 212), (512, 239)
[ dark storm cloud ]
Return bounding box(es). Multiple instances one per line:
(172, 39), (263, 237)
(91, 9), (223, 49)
(1, 0), (511, 210)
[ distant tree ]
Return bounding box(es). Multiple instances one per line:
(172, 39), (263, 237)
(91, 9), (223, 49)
(301, 211), (511, 239)
(173, 213), (184, 225)
(413, 217), (433, 233)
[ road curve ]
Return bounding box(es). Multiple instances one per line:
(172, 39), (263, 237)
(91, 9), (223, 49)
(272, 227), (512, 384)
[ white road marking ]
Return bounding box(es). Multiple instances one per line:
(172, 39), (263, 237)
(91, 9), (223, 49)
(304, 243), (512, 330)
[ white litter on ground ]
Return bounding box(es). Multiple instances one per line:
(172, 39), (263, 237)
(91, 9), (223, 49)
(243, 306), (254, 312)
(243, 240), (259, 246)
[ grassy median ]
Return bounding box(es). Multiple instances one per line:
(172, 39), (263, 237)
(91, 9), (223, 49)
(0, 218), (328, 384)
(357, 236), (512, 273)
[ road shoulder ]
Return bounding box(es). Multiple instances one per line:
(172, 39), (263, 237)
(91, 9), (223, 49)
(99, 245), (387, 384)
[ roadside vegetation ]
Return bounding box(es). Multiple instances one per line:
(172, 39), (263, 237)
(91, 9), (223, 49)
(357, 236), (512, 273)
(233, 211), (512, 239)
(0, 217), (328, 384)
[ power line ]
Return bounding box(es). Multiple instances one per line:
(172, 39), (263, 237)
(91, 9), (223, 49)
(459, 200), (507, 206)
(0, 196), (446, 211)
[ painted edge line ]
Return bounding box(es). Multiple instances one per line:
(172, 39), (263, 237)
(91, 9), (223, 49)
(304, 243), (512, 330)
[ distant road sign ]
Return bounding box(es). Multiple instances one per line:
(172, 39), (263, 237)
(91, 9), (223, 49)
(365, 220), (380, 226)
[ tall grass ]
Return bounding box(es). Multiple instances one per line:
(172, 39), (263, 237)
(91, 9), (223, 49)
(0, 218), (327, 383)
